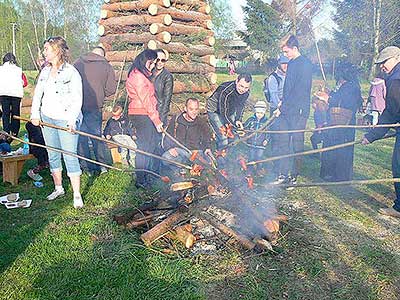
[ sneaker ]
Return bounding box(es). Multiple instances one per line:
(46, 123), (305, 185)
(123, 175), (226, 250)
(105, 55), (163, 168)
(27, 169), (43, 181)
(272, 175), (287, 185)
(100, 167), (108, 174)
(286, 176), (297, 191)
(47, 188), (65, 201)
(379, 207), (400, 218)
(73, 194), (84, 209)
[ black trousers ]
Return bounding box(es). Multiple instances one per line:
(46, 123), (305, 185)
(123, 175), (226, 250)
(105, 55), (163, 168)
(26, 122), (48, 166)
(271, 114), (307, 177)
(0, 95), (21, 136)
(129, 115), (159, 185)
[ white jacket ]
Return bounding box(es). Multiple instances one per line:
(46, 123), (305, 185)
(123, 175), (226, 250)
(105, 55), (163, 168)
(0, 62), (24, 98)
(31, 63), (83, 125)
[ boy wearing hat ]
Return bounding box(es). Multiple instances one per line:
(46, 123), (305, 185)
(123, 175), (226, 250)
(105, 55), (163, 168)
(362, 46), (400, 218)
(103, 104), (137, 167)
(243, 101), (269, 174)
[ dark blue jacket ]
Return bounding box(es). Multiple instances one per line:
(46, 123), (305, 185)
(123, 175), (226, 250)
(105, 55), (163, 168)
(103, 115), (133, 137)
(243, 114), (269, 147)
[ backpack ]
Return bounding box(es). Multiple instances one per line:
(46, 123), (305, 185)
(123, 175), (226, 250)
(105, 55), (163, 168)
(263, 72), (282, 103)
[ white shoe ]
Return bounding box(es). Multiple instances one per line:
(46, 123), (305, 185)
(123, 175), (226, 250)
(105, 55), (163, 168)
(47, 188), (65, 201)
(73, 195), (84, 209)
(100, 167), (108, 174)
(271, 175), (287, 185)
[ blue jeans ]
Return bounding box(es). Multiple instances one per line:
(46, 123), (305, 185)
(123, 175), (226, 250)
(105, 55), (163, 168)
(162, 148), (209, 179)
(392, 132), (400, 211)
(208, 112), (228, 150)
(41, 114), (82, 177)
(78, 111), (108, 172)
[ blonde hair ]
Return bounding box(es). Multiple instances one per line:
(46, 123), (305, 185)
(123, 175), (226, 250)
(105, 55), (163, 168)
(45, 36), (70, 65)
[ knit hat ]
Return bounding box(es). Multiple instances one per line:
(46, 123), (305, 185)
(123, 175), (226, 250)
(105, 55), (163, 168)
(375, 46), (400, 64)
(278, 55), (289, 64)
(254, 101), (267, 113)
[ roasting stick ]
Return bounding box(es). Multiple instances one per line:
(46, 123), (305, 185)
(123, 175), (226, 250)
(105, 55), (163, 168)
(245, 122), (400, 134)
(247, 132), (396, 167)
(1, 131), (173, 181)
(258, 178), (400, 189)
(15, 116), (192, 170)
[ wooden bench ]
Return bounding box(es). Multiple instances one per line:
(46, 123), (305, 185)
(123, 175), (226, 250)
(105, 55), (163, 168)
(0, 154), (34, 185)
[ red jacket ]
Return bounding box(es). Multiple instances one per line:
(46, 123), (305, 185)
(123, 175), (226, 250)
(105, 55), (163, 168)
(126, 69), (161, 127)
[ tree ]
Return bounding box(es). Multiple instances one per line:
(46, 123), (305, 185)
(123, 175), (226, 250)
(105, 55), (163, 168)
(239, 0), (283, 60)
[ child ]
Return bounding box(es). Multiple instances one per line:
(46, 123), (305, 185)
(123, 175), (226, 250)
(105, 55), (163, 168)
(103, 104), (136, 167)
(25, 121), (49, 181)
(243, 101), (269, 174)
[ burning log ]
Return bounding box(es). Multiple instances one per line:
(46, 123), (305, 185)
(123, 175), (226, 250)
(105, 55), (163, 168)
(140, 210), (187, 246)
(99, 14), (172, 27)
(102, 0), (171, 12)
(169, 224), (196, 248)
(199, 211), (256, 250)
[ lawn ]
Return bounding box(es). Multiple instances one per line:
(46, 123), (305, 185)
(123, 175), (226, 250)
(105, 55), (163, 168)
(0, 74), (399, 300)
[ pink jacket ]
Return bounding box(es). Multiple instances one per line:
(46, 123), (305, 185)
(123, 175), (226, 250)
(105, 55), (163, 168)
(126, 69), (161, 127)
(369, 78), (386, 113)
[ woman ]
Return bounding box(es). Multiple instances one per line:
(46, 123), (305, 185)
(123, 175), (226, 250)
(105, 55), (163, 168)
(0, 53), (28, 138)
(126, 49), (163, 188)
(30, 36), (84, 208)
(319, 62), (363, 182)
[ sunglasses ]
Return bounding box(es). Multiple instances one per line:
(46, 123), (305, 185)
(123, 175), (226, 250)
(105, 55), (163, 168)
(156, 58), (167, 63)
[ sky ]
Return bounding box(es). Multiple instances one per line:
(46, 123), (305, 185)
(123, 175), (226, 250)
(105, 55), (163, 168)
(230, 0), (336, 39)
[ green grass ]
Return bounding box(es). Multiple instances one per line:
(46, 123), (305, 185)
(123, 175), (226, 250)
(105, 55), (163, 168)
(1, 75), (400, 300)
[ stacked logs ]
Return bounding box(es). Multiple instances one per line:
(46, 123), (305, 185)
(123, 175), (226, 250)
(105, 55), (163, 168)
(98, 0), (217, 109)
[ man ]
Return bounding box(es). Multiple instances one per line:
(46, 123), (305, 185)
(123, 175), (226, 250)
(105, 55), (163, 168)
(264, 55), (289, 116)
(162, 98), (212, 177)
(153, 49), (174, 125)
(73, 46), (117, 175)
(207, 73), (252, 150)
(362, 46), (400, 218)
(272, 35), (313, 186)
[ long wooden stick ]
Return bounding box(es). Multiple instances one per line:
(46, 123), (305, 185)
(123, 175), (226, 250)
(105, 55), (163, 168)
(258, 178), (400, 189)
(14, 116), (192, 170)
(245, 122), (400, 134)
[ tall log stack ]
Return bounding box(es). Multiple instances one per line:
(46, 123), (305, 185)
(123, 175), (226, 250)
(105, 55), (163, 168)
(98, 0), (217, 111)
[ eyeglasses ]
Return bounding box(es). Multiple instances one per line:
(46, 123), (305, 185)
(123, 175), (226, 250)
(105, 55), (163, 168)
(156, 58), (167, 63)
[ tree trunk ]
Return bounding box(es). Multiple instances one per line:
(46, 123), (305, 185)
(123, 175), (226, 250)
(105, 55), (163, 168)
(102, 0), (171, 12)
(148, 5), (211, 22)
(370, 0), (382, 79)
(99, 14), (172, 26)
(147, 40), (214, 56)
(100, 31), (171, 45)
(173, 79), (211, 93)
(149, 22), (213, 37)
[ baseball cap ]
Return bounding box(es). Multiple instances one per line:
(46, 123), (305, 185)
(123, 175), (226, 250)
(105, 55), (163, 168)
(375, 46), (400, 64)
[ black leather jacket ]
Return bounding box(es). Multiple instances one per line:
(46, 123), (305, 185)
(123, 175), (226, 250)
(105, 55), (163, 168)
(153, 68), (174, 124)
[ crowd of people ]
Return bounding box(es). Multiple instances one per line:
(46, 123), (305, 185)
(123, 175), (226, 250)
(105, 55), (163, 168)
(0, 34), (399, 218)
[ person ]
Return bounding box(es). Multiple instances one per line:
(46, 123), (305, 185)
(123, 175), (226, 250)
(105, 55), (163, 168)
(228, 57), (236, 75)
(368, 74), (386, 125)
(310, 97), (328, 150)
(162, 98), (212, 178)
(0, 53), (28, 138)
(243, 101), (269, 174)
(207, 73), (252, 150)
(103, 104), (136, 167)
(30, 36), (84, 209)
(73, 46), (117, 175)
(362, 46), (400, 218)
(26, 121), (49, 181)
(264, 55), (289, 117)
(318, 62), (363, 182)
(272, 35), (312, 186)
(153, 49), (173, 125)
(126, 49), (163, 189)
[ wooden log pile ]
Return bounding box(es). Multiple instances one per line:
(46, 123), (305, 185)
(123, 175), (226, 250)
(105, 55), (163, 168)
(98, 0), (216, 110)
